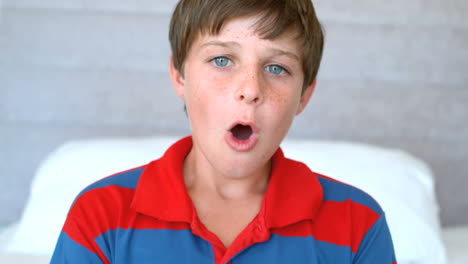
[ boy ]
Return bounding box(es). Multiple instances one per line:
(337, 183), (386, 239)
(51, 0), (397, 263)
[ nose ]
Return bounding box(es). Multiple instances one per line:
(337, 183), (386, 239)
(235, 67), (264, 105)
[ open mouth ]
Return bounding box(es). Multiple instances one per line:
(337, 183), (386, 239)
(230, 124), (253, 141)
(225, 122), (259, 151)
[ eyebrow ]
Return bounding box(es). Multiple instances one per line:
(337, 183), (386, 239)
(270, 49), (300, 62)
(199, 40), (300, 62)
(200, 41), (241, 49)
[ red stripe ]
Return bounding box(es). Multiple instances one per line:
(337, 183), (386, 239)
(65, 185), (381, 257)
(63, 185), (191, 262)
(271, 199), (380, 253)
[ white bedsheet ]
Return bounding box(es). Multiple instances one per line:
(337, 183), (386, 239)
(443, 226), (468, 264)
(0, 224), (49, 264)
(1, 223), (467, 264)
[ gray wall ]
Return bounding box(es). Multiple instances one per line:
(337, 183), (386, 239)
(0, 0), (467, 227)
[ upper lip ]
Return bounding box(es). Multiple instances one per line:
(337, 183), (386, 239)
(228, 121), (259, 134)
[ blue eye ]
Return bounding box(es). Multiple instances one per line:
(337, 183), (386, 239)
(213, 57), (230, 67)
(266, 65), (285, 75)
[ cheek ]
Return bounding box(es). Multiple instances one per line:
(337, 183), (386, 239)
(269, 87), (302, 115)
(264, 90), (303, 135)
(185, 78), (230, 122)
(187, 69), (230, 96)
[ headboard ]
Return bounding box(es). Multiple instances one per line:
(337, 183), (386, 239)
(1, 0), (467, 227)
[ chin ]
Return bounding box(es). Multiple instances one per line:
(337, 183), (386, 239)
(218, 151), (272, 179)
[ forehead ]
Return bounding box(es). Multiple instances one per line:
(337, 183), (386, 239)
(193, 15), (302, 54)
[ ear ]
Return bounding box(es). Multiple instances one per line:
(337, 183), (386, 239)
(169, 54), (186, 100)
(295, 79), (317, 115)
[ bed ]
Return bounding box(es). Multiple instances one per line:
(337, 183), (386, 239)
(0, 136), (466, 264)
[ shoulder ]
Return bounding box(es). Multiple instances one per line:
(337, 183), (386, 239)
(76, 165), (146, 198)
(279, 155), (384, 216)
(55, 165), (150, 263)
(315, 173), (384, 216)
(68, 165), (147, 216)
(311, 172), (392, 256)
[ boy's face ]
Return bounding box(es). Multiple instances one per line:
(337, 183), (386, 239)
(170, 15), (315, 178)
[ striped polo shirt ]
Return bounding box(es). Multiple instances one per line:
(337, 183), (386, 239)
(51, 136), (397, 264)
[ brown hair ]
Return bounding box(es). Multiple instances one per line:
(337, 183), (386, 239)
(169, 0), (324, 92)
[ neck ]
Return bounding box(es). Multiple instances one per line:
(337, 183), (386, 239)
(183, 147), (271, 201)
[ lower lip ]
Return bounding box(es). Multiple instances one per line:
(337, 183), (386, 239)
(225, 132), (259, 152)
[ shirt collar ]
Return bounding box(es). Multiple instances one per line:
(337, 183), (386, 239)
(263, 147), (323, 228)
(131, 136), (323, 228)
(131, 136), (195, 223)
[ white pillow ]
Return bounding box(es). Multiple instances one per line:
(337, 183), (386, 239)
(6, 136), (446, 264)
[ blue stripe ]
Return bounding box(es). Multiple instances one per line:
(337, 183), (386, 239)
(317, 176), (383, 215)
(94, 228), (214, 264)
(50, 231), (103, 264)
(231, 234), (352, 263)
(352, 215), (398, 263)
